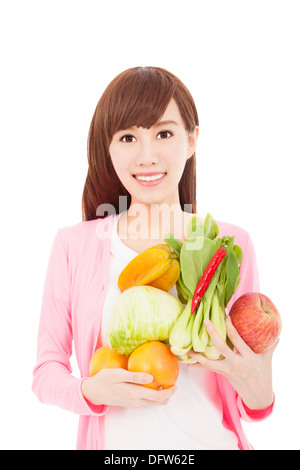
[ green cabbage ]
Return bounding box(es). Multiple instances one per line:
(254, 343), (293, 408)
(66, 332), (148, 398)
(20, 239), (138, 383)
(107, 285), (183, 356)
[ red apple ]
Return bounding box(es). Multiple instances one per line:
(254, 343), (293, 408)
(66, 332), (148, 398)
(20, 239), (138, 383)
(229, 292), (282, 353)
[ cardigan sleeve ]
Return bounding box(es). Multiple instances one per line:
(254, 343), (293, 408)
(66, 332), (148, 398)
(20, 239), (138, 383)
(227, 233), (275, 422)
(32, 229), (108, 416)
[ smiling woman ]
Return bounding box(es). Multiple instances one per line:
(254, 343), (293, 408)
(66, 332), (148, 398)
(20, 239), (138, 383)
(109, 97), (198, 234)
(82, 66), (199, 222)
(32, 66), (276, 451)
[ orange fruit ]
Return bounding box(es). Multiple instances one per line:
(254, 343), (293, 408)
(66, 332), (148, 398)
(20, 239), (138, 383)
(127, 341), (179, 390)
(89, 346), (128, 377)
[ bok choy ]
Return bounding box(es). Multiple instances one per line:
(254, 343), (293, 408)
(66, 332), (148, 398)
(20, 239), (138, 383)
(165, 213), (242, 362)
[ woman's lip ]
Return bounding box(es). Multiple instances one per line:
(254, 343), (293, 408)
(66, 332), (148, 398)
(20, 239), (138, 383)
(133, 173), (167, 186)
(133, 172), (167, 177)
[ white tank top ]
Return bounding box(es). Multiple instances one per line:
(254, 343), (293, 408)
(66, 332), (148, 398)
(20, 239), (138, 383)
(100, 213), (239, 450)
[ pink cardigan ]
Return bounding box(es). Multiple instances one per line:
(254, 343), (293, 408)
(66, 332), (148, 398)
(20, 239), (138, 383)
(32, 213), (274, 450)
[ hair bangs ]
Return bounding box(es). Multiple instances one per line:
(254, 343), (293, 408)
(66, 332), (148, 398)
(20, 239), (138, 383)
(106, 67), (176, 140)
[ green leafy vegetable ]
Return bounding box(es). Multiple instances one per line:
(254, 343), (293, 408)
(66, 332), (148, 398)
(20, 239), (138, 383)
(164, 213), (243, 362)
(180, 237), (218, 295)
(107, 285), (183, 356)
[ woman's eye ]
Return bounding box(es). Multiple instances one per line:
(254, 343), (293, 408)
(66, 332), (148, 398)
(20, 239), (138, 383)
(120, 135), (136, 143)
(120, 130), (172, 142)
(157, 130), (173, 139)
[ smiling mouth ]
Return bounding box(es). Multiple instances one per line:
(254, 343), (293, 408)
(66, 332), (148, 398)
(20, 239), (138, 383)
(133, 172), (167, 182)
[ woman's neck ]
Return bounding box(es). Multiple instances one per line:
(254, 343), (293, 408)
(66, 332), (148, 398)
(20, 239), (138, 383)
(119, 202), (192, 243)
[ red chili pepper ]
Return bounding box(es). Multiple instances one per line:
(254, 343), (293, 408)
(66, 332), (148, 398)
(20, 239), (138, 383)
(191, 246), (227, 314)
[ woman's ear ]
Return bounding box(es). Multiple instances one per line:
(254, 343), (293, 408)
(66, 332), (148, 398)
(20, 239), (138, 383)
(187, 126), (199, 160)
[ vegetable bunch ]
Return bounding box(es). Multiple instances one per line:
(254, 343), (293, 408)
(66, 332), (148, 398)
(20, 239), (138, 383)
(165, 213), (242, 362)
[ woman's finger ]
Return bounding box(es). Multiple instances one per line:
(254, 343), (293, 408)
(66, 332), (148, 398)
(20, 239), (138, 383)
(109, 368), (153, 385)
(203, 319), (235, 359)
(138, 384), (177, 403)
(225, 315), (255, 357)
(187, 362), (203, 368)
(188, 348), (226, 374)
(261, 337), (280, 358)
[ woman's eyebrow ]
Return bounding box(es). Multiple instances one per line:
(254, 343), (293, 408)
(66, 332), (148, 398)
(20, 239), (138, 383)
(154, 120), (179, 128)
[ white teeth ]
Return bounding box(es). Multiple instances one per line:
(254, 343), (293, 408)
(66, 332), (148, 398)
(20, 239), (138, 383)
(135, 173), (166, 181)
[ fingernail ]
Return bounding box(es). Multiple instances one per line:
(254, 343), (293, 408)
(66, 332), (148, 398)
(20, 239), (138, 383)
(143, 374), (153, 383)
(204, 319), (211, 328)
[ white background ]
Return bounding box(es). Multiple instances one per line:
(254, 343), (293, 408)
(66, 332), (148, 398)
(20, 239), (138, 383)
(1, 0), (299, 450)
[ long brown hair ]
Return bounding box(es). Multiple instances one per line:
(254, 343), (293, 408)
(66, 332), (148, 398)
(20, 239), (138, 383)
(82, 66), (199, 220)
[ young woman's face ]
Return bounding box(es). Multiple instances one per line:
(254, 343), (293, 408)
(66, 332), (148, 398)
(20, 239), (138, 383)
(109, 98), (199, 209)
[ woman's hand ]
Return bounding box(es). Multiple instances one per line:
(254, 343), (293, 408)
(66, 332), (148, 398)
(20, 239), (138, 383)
(81, 368), (177, 408)
(188, 316), (278, 410)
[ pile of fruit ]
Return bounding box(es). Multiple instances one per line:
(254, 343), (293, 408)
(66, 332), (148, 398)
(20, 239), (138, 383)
(89, 341), (179, 391)
(89, 213), (282, 388)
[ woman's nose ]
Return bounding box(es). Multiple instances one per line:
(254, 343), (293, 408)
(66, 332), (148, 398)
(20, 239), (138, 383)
(135, 139), (159, 166)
